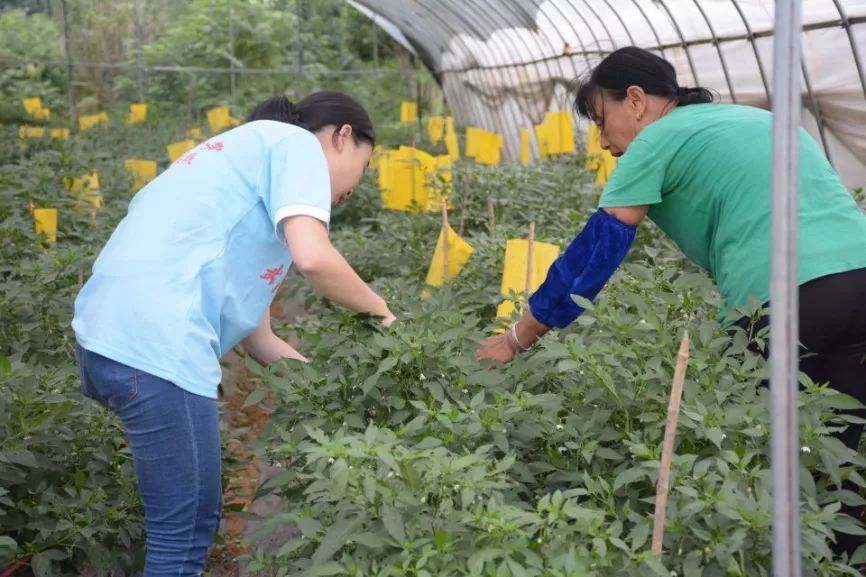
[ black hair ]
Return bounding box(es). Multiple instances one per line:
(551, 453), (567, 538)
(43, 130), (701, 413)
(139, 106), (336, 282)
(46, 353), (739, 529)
(247, 90), (375, 146)
(574, 46), (716, 120)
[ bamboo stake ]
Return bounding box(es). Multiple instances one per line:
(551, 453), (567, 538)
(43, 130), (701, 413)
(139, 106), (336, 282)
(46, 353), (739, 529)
(651, 331), (690, 556)
(486, 194), (495, 237)
(441, 199), (450, 283)
(524, 222), (535, 294)
(458, 172), (471, 236)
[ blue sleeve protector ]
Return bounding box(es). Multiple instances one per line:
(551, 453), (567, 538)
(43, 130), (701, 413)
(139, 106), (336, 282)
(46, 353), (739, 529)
(528, 209), (636, 328)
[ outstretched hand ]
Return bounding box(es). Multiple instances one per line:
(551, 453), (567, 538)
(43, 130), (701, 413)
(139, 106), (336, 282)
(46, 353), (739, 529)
(475, 332), (518, 364)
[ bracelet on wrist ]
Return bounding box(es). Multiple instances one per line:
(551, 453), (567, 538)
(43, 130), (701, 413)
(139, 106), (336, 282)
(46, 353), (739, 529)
(510, 323), (531, 352)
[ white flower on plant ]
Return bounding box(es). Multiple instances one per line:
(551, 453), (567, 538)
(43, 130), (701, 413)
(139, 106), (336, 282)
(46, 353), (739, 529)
(453, 484), (461, 491)
(558, 446), (567, 454)
(556, 424), (564, 430)
(801, 446), (811, 454)
(387, 471), (395, 478)
(462, 389), (469, 394)
(640, 319), (646, 324)
(327, 457), (335, 464)
(420, 496), (426, 503)
(420, 373), (426, 380)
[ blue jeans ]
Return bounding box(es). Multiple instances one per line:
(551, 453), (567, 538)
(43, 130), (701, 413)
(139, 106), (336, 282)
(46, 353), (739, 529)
(75, 343), (221, 577)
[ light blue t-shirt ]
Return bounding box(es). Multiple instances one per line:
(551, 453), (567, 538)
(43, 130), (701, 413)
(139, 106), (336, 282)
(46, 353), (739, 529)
(72, 121), (332, 398)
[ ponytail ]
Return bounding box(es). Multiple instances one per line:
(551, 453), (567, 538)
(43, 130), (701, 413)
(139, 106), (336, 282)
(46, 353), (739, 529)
(247, 91), (375, 146)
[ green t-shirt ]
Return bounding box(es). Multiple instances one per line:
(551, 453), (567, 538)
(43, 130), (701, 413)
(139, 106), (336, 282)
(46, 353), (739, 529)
(598, 103), (866, 322)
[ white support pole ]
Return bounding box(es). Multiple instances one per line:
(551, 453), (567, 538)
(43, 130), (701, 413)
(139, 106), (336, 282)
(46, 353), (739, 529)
(770, 1), (803, 576)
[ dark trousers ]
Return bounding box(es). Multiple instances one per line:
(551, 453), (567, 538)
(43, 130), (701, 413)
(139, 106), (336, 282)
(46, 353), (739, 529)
(736, 267), (866, 559)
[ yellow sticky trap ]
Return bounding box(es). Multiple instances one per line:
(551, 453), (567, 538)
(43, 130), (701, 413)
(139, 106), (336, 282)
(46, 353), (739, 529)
(125, 103), (148, 125)
(543, 111), (575, 155)
(535, 122), (551, 158)
(64, 172), (101, 198)
(587, 125), (617, 183)
(167, 139), (196, 163)
(595, 153), (617, 185)
(444, 117), (459, 161)
(379, 147), (452, 213)
(497, 239), (560, 319)
(19, 126), (45, 139)
(465, 127), (482, 158)
(369, 145), (385, 171)
(22, 97), (43, 116)
(586, 124), (603, 170)
(520, 128), (531, 165)
(33, 208), (58, 243)
(425, 223), (474, 287)
(400, 101), (417, 124)
(78, 112), (109, 130)
(206, 107), (240, 133)
(64, 172), (103, 220)
(475, 131), (504, 165)
(426, 116), (445, 144)
(186, 127), (205, 142)
(50, 128), (70, 140)
(125, 159), (158, 191)
(22, 97), (50, 119)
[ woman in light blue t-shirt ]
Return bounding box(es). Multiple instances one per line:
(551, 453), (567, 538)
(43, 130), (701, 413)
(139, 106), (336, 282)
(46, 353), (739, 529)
(72, 91), (395, 575)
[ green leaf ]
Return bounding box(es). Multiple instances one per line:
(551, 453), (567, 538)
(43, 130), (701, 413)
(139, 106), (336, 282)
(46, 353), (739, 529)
(305, 561), (346, 576)
(4, 449), (37, 468)
(643, 555), (670, 577)
(381, 504), (405, 543)
(0, 355), (10, 376)
(830, 515), (866, 535)
(242, 386), (267, 408)
(31, 550), (67, 577)
(312, 517), (358, 561)
(570, 294), (594, 310)
(0, 536), (18, 564)
(682, 550), (703, 577)
(557, 359), (580, 372)
(851, 543), (866, 565)
(277, 537), (305, 557)
(614, 467), (647, 491)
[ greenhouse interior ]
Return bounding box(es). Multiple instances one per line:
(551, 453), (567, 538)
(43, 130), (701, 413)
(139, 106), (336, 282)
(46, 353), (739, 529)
(1, 1), (865, 576)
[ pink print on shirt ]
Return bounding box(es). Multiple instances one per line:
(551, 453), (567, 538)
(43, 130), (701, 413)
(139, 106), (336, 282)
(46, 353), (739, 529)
(175, 141), (225, 165)
(260, 265), (285, 293)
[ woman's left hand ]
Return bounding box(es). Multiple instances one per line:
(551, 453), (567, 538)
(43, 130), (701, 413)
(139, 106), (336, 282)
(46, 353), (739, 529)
(475, 332), (518, 364)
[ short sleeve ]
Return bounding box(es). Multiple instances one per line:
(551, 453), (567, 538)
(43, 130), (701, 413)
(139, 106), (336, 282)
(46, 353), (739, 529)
(263, 131), (332, 243)
(597, 136), (667, 209)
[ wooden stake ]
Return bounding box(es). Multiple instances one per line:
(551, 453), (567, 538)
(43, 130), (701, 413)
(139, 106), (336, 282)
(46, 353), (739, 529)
(486, 194), (495, 237)
(458, 172), (471, 236)
(651, 331), (690, 557)
(441, 199), (450, 283)
(524, 222), (535, 294)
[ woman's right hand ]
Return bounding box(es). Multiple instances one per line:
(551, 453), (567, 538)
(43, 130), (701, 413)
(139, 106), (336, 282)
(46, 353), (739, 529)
(381, 311), (397, 327)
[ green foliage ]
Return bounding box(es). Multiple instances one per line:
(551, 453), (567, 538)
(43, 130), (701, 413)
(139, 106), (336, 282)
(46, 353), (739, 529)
(241, 158), (866, 576)
(1, 46), (864, 574)
(0, 9), (64, 122)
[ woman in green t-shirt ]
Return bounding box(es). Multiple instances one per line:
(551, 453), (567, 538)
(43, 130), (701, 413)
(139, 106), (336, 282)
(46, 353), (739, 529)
(477, 46), (866, 558)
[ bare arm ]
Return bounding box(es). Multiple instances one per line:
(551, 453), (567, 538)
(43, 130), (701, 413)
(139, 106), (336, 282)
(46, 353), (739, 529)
(242, 310), (307, 366)
(602, 205), (649, 226)
(282, 216), (396, 325)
